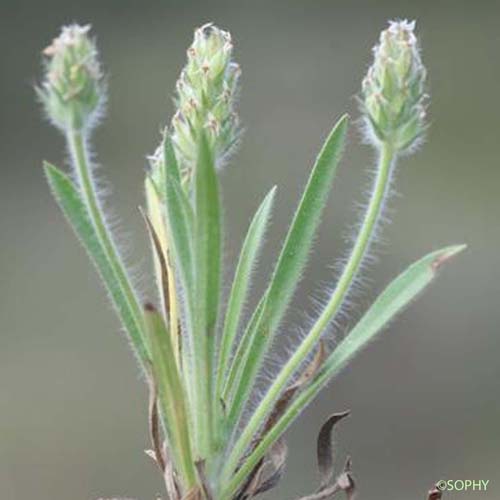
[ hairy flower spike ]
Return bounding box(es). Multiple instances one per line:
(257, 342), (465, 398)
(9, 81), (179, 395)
(38, 24), (104, 131)
(171, 23), (240, 176)
(362, 20), (427, 152)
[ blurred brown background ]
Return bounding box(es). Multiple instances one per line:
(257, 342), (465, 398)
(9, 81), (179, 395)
(1, 0), (499, 498)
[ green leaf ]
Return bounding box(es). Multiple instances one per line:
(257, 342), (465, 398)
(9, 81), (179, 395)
(161, 136), (199, 444)
(227, 114), (349, 423)
(163, 138), (194, 301)
(223, 244), (466, 497)
(222, 293), (267, 402)
(44, 162), (150, 364)
(194, 131), (222, 333)
(216, 186), (277, 400)
(164, 133), (182, 185)
(191, 131), (222, 454)
(144, 304), (196, 488)
(327, 245), (466, 366)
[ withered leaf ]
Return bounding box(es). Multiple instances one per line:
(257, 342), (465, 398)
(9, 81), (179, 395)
(427, 484), (443, 500)
(235, 438), (288, 499)
(235, 456), (265, 500)
(316, 411), (350, 489)
(146, 365), (166, 472)
(338, 459), (355, 500)
(195, 460), (214, 500)
(297, 469), (355, 500)
(251, 438), (288, 496)
(296, 423), (354, 500)
(237, 343), (326, 498)
(181, 486), (204, 500)
(164, 449), (181, 500)
(297, 482), (342, 500)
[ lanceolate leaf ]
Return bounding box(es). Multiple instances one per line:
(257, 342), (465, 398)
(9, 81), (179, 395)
(217, 186), (277, 399)
(223, 244), (465, 497)
(144, 304), (196, 488)
(194, 131), (222, 334)
(192, 131), (222, 453)
(43, 162), (150, 365)
(223, 293), (266, 402)
(163, 138), (194, 301)
(227, 114), (349, 424)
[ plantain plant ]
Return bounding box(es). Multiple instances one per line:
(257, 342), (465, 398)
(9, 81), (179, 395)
(37, 20), (464, 499)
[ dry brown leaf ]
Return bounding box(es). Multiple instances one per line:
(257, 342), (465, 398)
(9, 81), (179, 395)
(251, 438), (288, 496)
(316, 411), (350, 489)
(145, 365), (166, 473)
(164, 449), (181, 500)
(236, 343), (326, 498)
(295, 420), (354, 500)
(195, 460), (214, 500)
(297, 470), (355, 500)
(235, 438), (288, 499)
(181, 486), (204, 500)
(427, 484), (443, 500)
(234, 456), (265, 500)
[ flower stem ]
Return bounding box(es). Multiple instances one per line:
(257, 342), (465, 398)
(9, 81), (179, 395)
(222, 142), (396, 486)
(66, 129), (150, 364)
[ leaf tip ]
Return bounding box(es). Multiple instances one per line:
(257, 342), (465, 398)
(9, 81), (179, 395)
(264, 185), (278, 205)
(335, 113), (350, 134)
(339, 112), (350, 123)
(431, 244), (467, 272)
(42, 160), (57, 173)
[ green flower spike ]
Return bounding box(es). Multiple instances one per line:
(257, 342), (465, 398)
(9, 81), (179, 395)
(362, 19), (427, 152)
(38, 24), (104, 132)
(171, 23), (240, 179)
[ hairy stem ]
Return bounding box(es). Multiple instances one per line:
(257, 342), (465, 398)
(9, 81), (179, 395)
(222, 142), (396, 485)
(66, 129), (149, 364)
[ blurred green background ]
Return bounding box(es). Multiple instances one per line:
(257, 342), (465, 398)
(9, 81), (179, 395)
(1, 0), (499, 498)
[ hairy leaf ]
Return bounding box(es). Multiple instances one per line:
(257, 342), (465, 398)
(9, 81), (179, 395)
(228, 114), (349, 423)
(224, 244), (465, 497)
(144, 304), (196, 488)
(217, 186), (276, 398)
(163, 138), (194, 303)
(191, 131), (222, 452)
(44, 162), (149, 364)
(193, 131), (222, 333)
